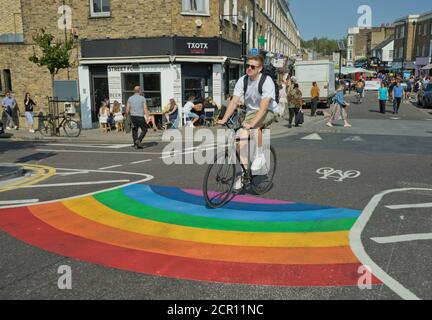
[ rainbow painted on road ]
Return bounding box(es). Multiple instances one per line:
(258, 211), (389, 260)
(0, 184), (380, 286)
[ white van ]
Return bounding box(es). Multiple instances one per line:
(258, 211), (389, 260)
(294, 60), (336, 106)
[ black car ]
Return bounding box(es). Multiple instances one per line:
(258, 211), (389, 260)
(418, 83), (432, 108)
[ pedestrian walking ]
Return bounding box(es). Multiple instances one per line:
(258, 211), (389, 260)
(310, 82), (320, 117)
(24, 93), (36, 133)
(286, 81), (302, 128)
(326, 81), (351, 128)
(378, 82), (388, 114)
(125, 86), (150, 149)
(392, 80), (403, 114)
(278, 81), (288, 118)
(1, 91), (18, 130)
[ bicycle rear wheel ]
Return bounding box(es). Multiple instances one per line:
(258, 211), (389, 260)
(203, 150), (236, 209)
(250, 146), (277, 195)
(63, 120), (81, 137)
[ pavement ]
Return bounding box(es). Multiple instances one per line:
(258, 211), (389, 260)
(0, 92), (432, 300)
(1, 107), (327, 144)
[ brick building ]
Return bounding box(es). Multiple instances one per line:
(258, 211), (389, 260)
(413, 10), (432, 76)
(0, 0), (301, 129)
(346, 27), (370, 66)
(392, 15), (419, 72)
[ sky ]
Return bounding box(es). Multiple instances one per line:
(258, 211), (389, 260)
(289, 0), (432, 40)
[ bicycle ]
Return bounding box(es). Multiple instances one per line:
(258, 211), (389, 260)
(203, 111), (277, 209)
(39, 112), (81, 137)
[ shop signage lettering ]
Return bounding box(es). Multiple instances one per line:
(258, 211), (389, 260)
(175, 38), (218, 55)
(107, 66), (133, 72)
(187, 42), (209, 49)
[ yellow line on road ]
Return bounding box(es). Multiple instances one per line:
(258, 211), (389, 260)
(0, 164), (56, 193)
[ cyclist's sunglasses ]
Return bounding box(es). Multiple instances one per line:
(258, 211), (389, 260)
(246, 64), (260, 70)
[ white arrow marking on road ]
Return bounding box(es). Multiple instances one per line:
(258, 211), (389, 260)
(343, 136), (364, 142)
(301, 133), (322, 140)
(19, 180), (130, 188)
(0, 199), (39, 205)
(386, 202), (432, 210)
(371, 233), (432, 244)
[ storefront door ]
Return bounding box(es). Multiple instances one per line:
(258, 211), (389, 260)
(91, 75), (109, 123)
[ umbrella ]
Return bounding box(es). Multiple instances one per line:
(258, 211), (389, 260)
(421, 64), (432, 70)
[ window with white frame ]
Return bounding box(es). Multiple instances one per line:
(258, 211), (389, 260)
(223, 0), (230, 20)
(231, 0), (238, 24)
(182, 0), (209, 15)
(90, 0), (110, 17)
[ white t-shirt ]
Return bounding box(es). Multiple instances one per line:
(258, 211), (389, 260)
(184, 101), (194, 114)
(233, 74), (279, 113)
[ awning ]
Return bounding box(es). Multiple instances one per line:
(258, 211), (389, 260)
(421, 64), (432, 70)
(335, 67), (376, 75)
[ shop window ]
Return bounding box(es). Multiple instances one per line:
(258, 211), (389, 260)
(90, 0), (110, 17)
(181, 0), (209, 15)
(122, 73), (161, 112)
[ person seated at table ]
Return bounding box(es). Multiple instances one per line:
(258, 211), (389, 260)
(145, 114), (158, 132)
(163, 98), (178, 128)
(183, 96), (201, 127)
(112, 101), (124, 132)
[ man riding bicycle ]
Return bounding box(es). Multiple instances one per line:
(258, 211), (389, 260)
(217, 55), (278, 190)
(356, 77), (365, 103)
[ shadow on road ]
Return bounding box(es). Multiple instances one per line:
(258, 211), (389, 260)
(14, 152), (56, 163)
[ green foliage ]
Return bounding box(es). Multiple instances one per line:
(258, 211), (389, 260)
(29, 29), (74, 76)
(302, 37), (348, 56)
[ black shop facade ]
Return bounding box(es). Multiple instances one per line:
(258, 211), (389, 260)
(78, 36), (242, 129)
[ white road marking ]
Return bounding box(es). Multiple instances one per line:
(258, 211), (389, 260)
(350, 187), (432, 300)
(371, 233), (432, 244)
(56, 171), (89, 176)
(131, 159), (152, 164)
(98, 165), (123, 170)
(0, 169), (154, 211)
(343, 136), (365, 142)
(386, 202), (432, 210)
(36, 149), (162, 155)
(19, 180), (130, 188)
(0, 199), (39, 205)
(45, 143), (131, 149)
(301, 133), (323, 140)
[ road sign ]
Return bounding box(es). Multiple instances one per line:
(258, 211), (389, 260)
(338, 41), (345, 50)
(258, 36), (267, 47)
(250, 48), (259, 56)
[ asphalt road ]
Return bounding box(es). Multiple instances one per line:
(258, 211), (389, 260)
(0, 93), (431, 300)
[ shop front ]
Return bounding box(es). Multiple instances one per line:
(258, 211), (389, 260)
(416, 57), (431, 77)
(78, 37), (242, 129)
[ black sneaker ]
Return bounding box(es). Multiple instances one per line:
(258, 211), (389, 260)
(135, 140), (144, 149)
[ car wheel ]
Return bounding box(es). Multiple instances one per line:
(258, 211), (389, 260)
(418, 97), (423, 107)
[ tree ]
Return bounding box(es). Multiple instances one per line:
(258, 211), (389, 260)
(29, 29), (74, 95)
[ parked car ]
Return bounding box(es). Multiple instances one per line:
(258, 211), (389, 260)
(417, 83), (432, 108)
(0, 119), (4, 135)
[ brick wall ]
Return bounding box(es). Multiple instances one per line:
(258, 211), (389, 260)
(0, 0), (23, 36)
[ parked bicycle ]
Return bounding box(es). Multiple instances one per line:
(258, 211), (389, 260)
(39, 112), (81, 137)
(203, 110), (277, 209)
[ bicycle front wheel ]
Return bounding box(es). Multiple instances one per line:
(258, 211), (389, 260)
(63, 120), (81, 137)
(203, 150), (236, 209)
(250, 146), (277, 195)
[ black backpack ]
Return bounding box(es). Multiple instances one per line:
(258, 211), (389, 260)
(243, 64), (279, 103)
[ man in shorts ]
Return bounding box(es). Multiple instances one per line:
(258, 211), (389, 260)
(218, 55), (278, 190)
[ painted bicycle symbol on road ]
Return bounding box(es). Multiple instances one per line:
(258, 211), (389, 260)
(317, 167), (361, 182)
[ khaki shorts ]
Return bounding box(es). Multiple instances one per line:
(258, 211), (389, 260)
(244, 111), (277, 129)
